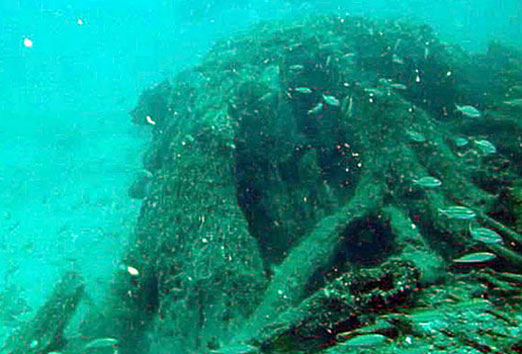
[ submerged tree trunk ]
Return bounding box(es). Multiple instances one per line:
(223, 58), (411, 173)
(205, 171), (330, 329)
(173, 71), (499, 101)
(5, 14), (522, 354)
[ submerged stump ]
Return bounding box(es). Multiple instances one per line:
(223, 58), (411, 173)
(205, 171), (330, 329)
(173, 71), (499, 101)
(9, 14), (522, 354)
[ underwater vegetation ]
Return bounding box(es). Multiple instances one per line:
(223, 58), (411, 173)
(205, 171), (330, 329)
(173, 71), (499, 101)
(3, 14), (522, 354)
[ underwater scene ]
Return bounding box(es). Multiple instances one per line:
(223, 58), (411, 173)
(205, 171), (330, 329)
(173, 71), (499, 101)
(1, 1), (522, 353)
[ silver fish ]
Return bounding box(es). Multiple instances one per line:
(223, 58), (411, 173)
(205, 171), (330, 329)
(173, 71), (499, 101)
(454, 137), (469, 147)
(294, 87), (312, 94)
(503, 98), (522, 107)
(453, 252), (496, 263)
(85, 338), (119, 349)
(307, 102), (323, 115)
(211, 344), (258, 354)
(438, 206), (476, 220)
(469, 225), (503, 244)
(390, 83), (407, 90)
(323, 94), (341, 107)
(343, 334), (388, 348)
(289, 64), (304, 71)
(455, 104), (481, 118)
(413, 176), (441, 188)
(392, 54), (404, 64)
(474, 139), (496, 155)
(406, 130), (426, 143)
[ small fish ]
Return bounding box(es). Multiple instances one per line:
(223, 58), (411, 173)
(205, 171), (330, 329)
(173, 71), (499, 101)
(424, 46), (430, 59)
(413, 176), (441, 188)
(323, 94), (341, 107)
(455, 104), (481, 118)
(392, 53), (404, 64)
(325, 55), (332, 67)
(474, 139), (496, 154)
(510, 85), (522, 94)
(393, 38), (402, 52)
(469, 225), (503, 244)
(364, 88), (385, 97)
(454, 137), (469, 147)
(438, 206), (476, 220)
(406, 309), (445, 324)
(406, 130), (426, 142)
(342, 334), (388, 348)
(184, 134), (195, 143)
(211, 344), (258, 354)
(289, 64), (304, 71)
(29, 340), (39, 349)
(378, 78), (406, 90)
(390, 83), (407, 90)
(294, 87), (312, 94)
(258, 92), (274, 102)
(503, 98), (522, 107)
(85, 337), (119, 349)
(453, 252), (496, 264)
(342, 95), (354, 118)
(307, 102), (323, 115)
(347, 96), (353, 116)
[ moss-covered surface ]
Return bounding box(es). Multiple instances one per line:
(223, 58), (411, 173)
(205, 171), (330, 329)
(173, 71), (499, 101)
(4, 14), (522, 354)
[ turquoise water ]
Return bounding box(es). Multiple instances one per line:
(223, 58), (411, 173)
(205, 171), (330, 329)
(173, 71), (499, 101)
(0, 0), (521, 352)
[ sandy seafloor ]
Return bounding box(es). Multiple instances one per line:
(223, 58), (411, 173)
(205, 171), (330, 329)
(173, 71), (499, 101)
(0, 106), (147, 342)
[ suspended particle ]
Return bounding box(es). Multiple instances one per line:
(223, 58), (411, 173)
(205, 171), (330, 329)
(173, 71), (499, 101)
(23, 37), (33, 48)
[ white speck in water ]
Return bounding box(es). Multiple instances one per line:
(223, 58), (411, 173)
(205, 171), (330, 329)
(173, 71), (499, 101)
(127, 266), (139, 276)
(23, 37), (33, 48)
(145, 115), (156, 125)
